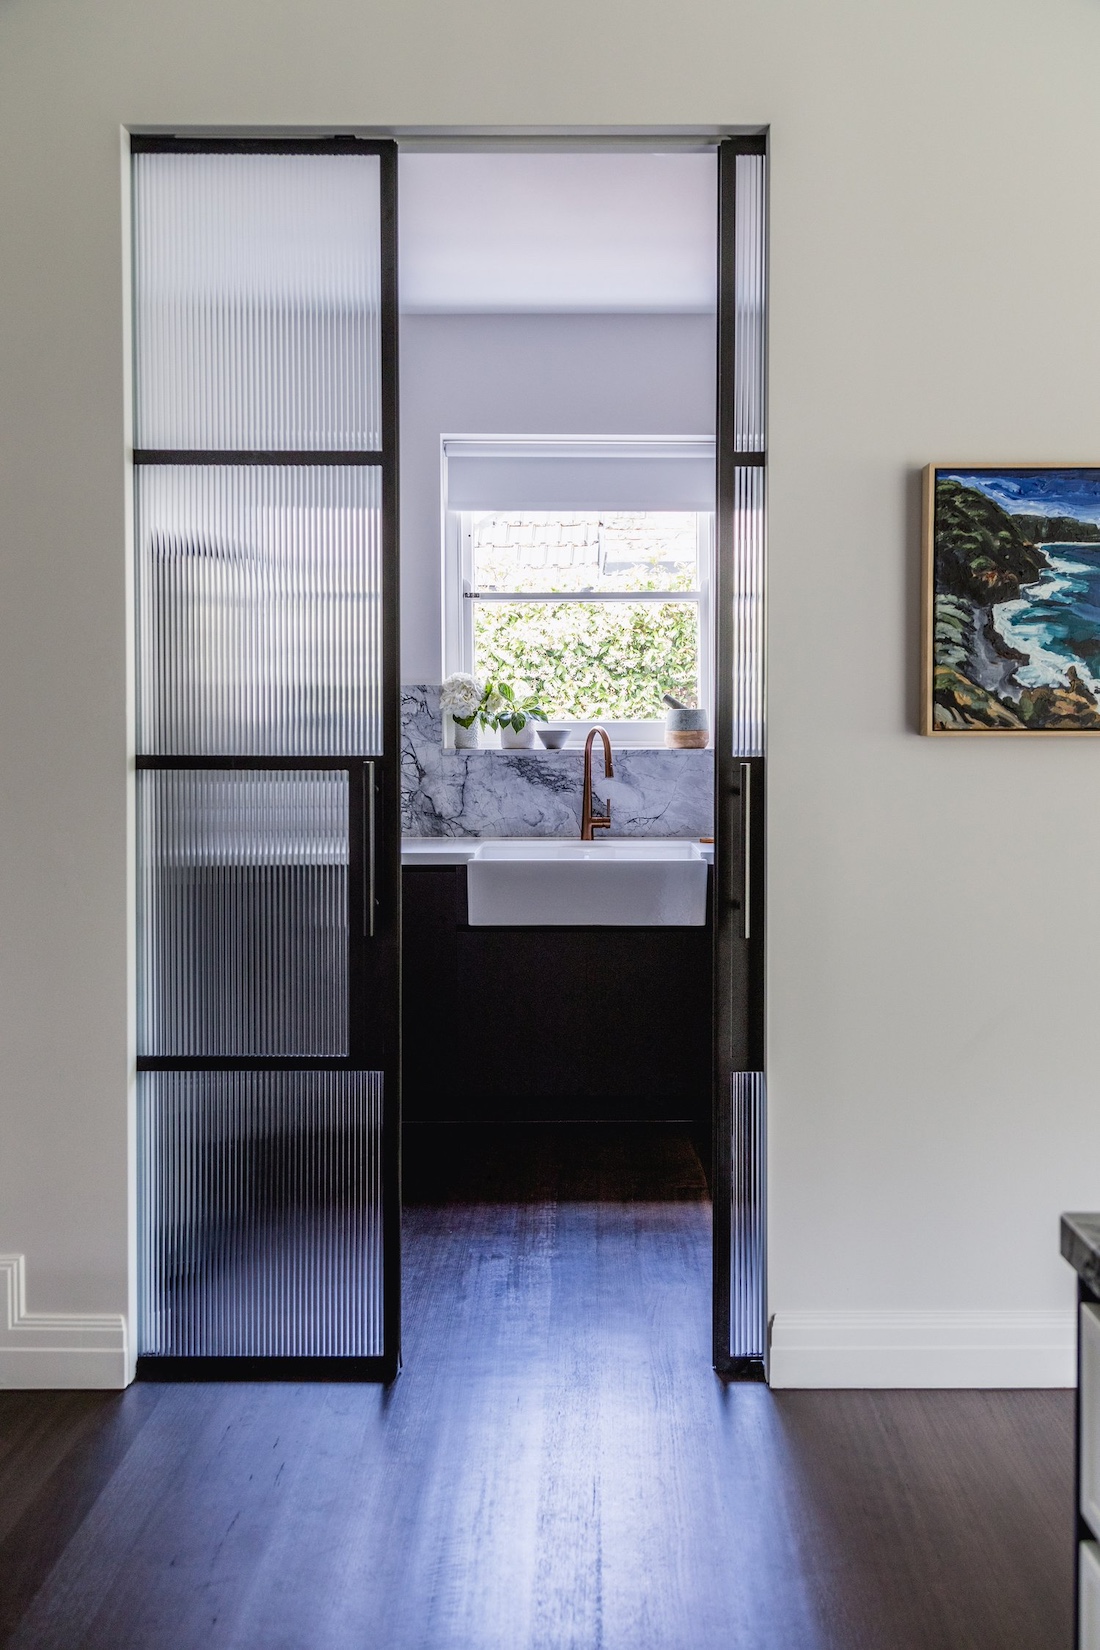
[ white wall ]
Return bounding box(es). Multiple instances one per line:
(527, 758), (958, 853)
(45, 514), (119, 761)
(400, 313), (715, 680)
(2, 0), (1100, 1386)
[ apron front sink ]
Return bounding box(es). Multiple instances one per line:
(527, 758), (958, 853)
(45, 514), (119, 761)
(466, 840), (708, 926)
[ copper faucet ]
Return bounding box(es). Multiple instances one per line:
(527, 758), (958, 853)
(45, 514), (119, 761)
(581, 728), (614, 840)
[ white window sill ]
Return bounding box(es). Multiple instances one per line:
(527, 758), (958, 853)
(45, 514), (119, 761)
(443, 718), (711, 754)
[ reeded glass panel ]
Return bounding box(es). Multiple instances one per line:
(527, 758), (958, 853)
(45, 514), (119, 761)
(734, 152), (766, 454)
(136, 465), (383, 756)
(730, 1071), (767, 1362)
(133, 151), (382, 451)
(731, 466), (765, 757)
(138, 1070), (383, 1358)
(138, 770), (349, 1057)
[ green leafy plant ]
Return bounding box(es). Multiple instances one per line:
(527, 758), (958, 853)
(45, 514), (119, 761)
(480, 680), (549, 733)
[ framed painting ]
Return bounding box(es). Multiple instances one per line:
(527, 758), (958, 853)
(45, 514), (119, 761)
(922, 465), (1100, 734)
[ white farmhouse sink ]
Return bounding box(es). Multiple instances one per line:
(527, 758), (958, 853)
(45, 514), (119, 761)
(466, 839), (708, 927)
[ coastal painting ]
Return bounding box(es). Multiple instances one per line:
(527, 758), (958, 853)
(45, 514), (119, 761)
(923, 465), (1100, 733)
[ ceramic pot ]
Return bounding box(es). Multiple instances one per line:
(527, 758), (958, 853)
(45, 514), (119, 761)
(452, 717), (479, 749)
(499, 722), (539, 750)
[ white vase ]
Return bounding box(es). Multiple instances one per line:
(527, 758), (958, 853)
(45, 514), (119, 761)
(452, 717), (479, 749)
(499, 722), (538, 749)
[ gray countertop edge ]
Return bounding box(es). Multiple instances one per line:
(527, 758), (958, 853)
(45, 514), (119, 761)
(1061, 1213), (1100, 1294)
(402, 836), (715, 866)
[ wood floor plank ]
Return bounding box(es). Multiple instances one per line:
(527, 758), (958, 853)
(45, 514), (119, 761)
(0, 1393), (129, 1544)
(0, 1124), (1073, 1650)
(0, 1387), (165, 1638)
(772, 1387), (1072, 1650)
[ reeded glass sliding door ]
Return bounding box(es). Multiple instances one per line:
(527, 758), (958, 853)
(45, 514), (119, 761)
(713, 137), (768, 1379)
(132, 139), (400, 1378)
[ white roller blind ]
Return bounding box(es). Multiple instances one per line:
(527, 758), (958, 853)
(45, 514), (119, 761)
(444, 439), (715, 511)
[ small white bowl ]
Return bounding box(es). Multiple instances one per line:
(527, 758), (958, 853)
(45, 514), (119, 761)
(537, 728), (570, 750)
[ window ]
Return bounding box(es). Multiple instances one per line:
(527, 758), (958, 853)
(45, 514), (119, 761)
(443, 439), (714, 746)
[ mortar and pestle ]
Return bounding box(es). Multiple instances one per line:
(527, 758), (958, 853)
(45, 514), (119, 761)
(662, 694), (709, 749)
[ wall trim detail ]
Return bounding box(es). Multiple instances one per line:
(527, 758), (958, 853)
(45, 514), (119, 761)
(768, 1309), (1075, 1389)
(0, 1255), (129, 1389)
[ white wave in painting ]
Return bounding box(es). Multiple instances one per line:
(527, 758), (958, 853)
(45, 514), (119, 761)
(993, 544), (1100, 694)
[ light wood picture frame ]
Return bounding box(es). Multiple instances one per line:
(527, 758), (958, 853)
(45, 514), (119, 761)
(922, 464), (1100, 735)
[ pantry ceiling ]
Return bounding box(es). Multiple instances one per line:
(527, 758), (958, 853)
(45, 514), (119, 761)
(398, 152), (718, 314)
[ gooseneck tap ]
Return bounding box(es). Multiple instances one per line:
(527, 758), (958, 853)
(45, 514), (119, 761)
(581, 727), (614, 841)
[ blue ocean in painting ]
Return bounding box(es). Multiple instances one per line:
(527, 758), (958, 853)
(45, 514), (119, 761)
(942, 469), (1100, 693)
(994, 545), (1100, 692)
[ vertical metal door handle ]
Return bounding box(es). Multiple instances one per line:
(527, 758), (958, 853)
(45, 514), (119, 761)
(740, 761), (751, 941)
(364, 762), (376, 939)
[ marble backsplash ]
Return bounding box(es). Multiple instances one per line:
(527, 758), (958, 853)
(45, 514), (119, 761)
(402, 684), (713, 838)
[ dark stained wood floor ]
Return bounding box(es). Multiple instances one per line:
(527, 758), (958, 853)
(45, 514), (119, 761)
(0, 1124), (1073, 1649)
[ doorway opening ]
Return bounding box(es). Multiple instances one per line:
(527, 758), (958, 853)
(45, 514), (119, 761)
(396, 141), (764, 1378)
(129, 132), (765, 1386)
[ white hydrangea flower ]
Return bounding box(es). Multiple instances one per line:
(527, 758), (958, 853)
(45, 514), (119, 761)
(440, 672), (485, 719)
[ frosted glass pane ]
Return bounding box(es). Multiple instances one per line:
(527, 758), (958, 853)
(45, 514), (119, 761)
(136, 465), (383, 756)
(731, 466), (765, 757)
(133, 151), (382, 450)
(138, 1070), (383, 1358)
(138, 770), (348, 1057)
(734, 153), (766, 453)
(730, 1071), (766, 1362)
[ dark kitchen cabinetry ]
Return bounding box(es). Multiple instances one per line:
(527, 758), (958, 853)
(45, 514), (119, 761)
(401, 866), (712, 1126)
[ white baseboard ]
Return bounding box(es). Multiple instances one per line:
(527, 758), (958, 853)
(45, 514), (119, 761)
(0, 1255), (129, 1389)
(768, 1309), (1075, 1389)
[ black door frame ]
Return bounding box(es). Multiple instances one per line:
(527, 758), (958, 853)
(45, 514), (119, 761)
(712, 135), (768, 1380)
(131, 135), (402, 1383)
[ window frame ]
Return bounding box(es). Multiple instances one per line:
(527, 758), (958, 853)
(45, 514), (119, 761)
(441, 438), (715, 749)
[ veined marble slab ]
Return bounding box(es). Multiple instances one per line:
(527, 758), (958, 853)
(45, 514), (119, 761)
(402, 685), (714, 840)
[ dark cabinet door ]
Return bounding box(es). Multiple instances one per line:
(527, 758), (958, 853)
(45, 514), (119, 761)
(402, 867), (711, 1127)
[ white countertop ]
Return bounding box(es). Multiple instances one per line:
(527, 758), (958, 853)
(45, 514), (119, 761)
(402, 836), (714, 866)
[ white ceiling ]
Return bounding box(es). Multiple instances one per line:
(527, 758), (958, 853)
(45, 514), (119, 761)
(398, 152), (718, 314)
